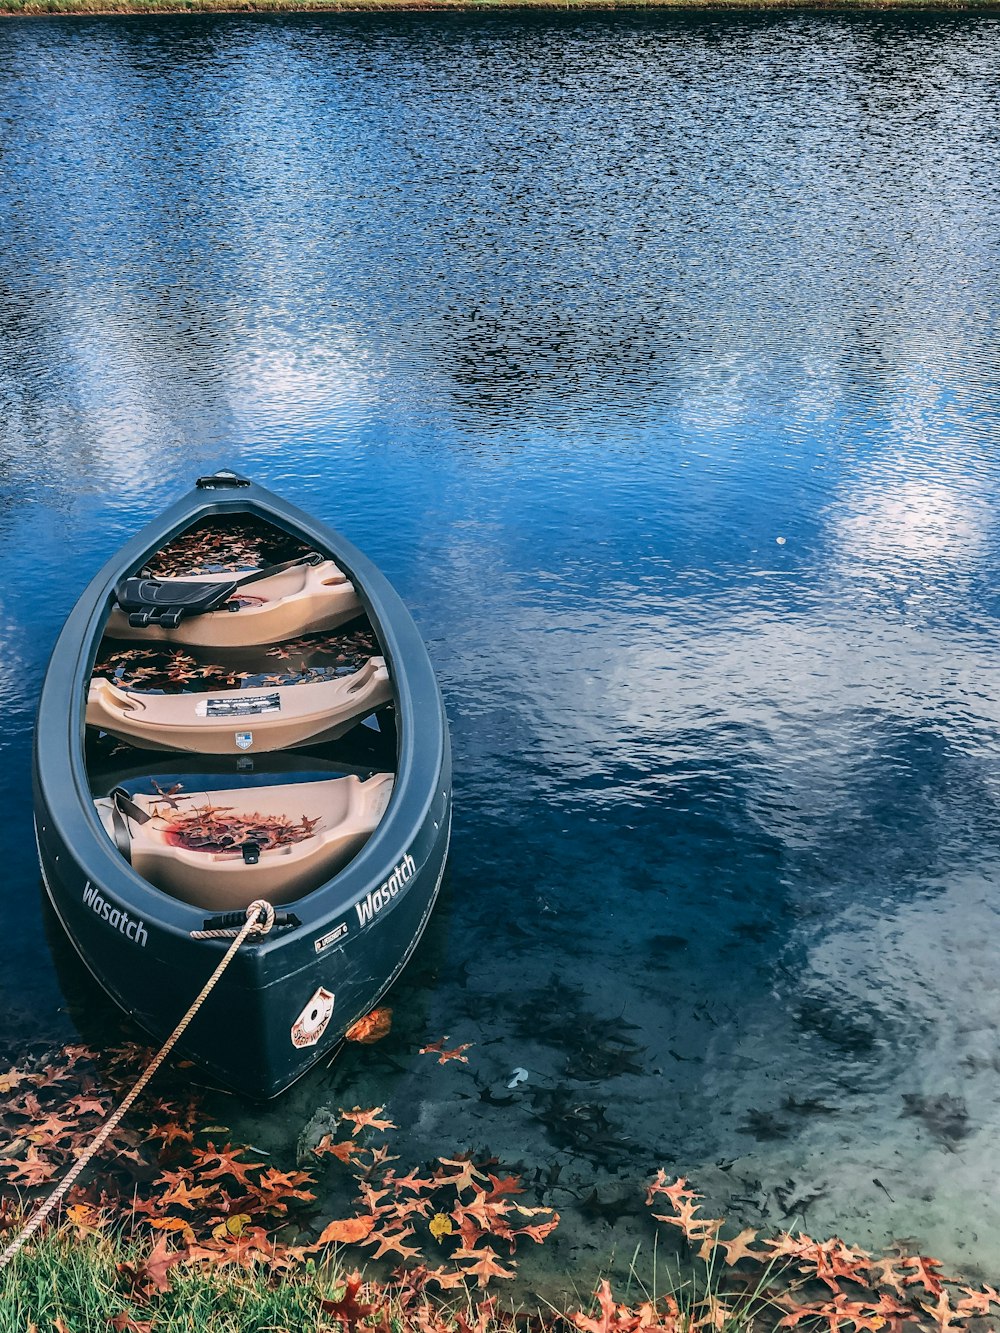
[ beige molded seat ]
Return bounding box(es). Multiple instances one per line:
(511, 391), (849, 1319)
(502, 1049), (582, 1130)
(87, 658), (392, 754)
(96, 773), (394, 908)
(106, 560), (362, 647)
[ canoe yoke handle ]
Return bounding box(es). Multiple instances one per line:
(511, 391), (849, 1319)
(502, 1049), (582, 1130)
(113, 552), (323, 630)
(196, 906), (301, 937)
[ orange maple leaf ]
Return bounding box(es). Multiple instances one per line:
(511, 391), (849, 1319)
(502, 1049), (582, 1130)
(456, 1193), (512, 1233)
(868, 1257), (909, 1298)
(0, 1069), (41, 1094)
(189, 1143), (260, 1188)
(66, 1093), (110, 1117)
(340, 1106), (397, 1136)
(956, 1284), (1000, 1316)
(438, 1044), (473, 1065)
(254, 1166), (316, 1208)
(572, 1279), (620, 1333)
(425, 1265), (472, 1290)
(158, 1178), (216, 1211)
(314, 1134), (366, 1165)
(714, 1227), (760, 1267)
(367, 1143), (400, 1168)
(509, 1211), (559, 1247)
(419, 1036), (474, 1064)
(645, 1172), (698, 1210)
(315, 1215), (377, 1246)
(393, 1169), (437, 1195)
(898, 1254), (950, 1298)
(457, 1248), (517, 1288)
(145, 1122), (194, 1150)
(484, 1173), (523, 1201)
(345, 1008), (393, 1044)
(64, 1202), (106, 1239)
(365, 1223), (421, 1261)
(148, 1217), (196, 1244)
(2, 1148), (56, 1187)
(437, 1157), (489, 1193)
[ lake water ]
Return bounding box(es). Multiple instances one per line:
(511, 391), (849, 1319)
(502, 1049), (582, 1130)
(2, 6), (1000, 1296)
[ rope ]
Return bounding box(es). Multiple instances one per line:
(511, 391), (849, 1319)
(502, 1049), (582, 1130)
(0, 898), (275, 1273)
(192, 903), (277, 941)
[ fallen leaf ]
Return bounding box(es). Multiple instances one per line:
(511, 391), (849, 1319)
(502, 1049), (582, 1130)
(316, 1215), (377, 1246)
(340, 1106), (396, 1136)
(319, 1271), (377, 1327)
(715, 1227), (761, 1266)
(345, 1008), (393, 1044)
(212, 1214), (252, 1241)
(456, 1249), (517, 1288)
(110, 1315), (154, 1333)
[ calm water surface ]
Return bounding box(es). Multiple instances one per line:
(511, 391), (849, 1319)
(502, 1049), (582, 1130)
(2, 8), (1000, 1292)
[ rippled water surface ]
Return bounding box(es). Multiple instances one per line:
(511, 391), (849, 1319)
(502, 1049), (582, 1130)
(2, 8), (1000, 1292)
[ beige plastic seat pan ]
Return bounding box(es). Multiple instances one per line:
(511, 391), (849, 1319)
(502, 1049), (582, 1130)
(105, 560), (362, 647)
(96, 773), (394, 909)
(87, 658), (392, 754)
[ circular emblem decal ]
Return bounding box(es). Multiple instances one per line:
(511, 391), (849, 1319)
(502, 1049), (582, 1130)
(291, 987), (335, 1048)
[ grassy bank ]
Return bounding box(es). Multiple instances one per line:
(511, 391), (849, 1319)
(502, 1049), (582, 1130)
(2, 0), (1000, 15)
(0, 1231), (347, 1333)
(2, 1042), (998, 1332)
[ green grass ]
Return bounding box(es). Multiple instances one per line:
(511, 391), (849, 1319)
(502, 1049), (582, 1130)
(0, 1232), (351, 1333)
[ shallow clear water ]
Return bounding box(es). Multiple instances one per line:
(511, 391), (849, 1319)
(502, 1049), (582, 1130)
(2, 7), (1000, 1294)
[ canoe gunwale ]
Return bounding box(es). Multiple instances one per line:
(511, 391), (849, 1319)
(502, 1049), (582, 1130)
(34, 478), (450, 956)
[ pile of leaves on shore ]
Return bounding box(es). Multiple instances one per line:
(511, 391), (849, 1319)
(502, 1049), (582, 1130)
(1, 1041), (999, 1332)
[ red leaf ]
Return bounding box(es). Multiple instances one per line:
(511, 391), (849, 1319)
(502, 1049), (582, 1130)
(319, 1271), (378, 1328)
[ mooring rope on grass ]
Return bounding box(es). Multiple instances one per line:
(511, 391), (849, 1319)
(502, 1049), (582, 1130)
(0, 898), (276, 1274)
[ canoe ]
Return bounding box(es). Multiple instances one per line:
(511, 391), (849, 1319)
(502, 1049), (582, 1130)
(34, 471), (452, 1099)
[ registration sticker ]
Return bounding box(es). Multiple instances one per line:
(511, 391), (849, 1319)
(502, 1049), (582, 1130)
(198, 693), (281, 718)
(314, 922), (349, 954)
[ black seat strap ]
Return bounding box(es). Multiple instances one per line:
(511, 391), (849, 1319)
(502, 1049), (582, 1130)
(109, 787), (151, 865)
(227, 551), (323, 591)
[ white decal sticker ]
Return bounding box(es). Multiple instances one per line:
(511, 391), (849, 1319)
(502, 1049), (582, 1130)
(82, 881), (148, 947)
(235, 731), (254, 751)
(291, 987), (335, 1048)
(355, 853), (416, 927)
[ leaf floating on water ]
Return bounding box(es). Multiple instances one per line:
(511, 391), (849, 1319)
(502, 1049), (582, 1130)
(419, 1036), (474, 1065)
(315, 1215), (377, 1246)
(340, 1106), (396, 1136)
(345, 1008), (392, 1044)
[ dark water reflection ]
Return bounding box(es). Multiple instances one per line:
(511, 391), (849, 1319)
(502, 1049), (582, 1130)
(2, 7), (1000, 1293)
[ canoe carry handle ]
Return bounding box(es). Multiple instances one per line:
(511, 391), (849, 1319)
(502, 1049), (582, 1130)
(196, 471), (250, 488)
(191, 905), (300, 940)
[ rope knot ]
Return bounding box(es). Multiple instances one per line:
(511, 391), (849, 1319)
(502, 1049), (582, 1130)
(247, 899), (276, 935)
